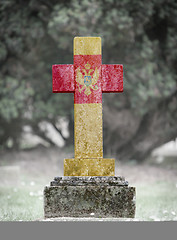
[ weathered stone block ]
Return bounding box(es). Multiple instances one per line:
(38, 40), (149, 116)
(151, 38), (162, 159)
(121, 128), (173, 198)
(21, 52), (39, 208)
(44, 177), (136, 218)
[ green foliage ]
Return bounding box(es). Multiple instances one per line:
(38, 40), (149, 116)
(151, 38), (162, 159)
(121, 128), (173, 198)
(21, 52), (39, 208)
(0, 77), (34, 121)
(47, 0), (177, 113)
(0, 0), (176, 149)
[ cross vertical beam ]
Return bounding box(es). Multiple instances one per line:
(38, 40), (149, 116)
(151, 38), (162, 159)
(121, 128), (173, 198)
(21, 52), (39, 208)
(74, 38), (103, 159)
(52, 37), (123, 176)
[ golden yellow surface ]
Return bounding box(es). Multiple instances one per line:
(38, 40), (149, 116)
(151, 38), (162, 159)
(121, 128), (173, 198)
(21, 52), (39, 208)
(64, 158), (115, 176)
(74, 37), (101, 55)
(74, 103), (103, 158)
(76, 64), (99, 96)
(60, 36), (116, 177)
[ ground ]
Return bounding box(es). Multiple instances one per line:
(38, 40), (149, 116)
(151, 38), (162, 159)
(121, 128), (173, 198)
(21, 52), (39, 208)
(0, 146), (177, 221)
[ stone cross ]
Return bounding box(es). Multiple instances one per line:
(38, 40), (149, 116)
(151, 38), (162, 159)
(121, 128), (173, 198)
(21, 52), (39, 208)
(52, 37), (123, 176)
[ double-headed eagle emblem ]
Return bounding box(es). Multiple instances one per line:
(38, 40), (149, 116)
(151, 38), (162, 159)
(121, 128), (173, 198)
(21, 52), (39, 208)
(76, 63), (99, 96)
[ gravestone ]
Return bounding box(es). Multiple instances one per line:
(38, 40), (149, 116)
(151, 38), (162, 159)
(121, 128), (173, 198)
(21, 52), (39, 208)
(44, 37), (136, 218)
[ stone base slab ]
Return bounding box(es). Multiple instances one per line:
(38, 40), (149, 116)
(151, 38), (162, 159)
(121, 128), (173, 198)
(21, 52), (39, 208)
(42, 217), (139, 221)
(64, 158), (115, 176)
(44, 176), (136, 218)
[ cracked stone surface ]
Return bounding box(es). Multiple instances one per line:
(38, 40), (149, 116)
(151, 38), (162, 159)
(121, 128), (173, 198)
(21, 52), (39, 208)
(44, 176), (136, 218)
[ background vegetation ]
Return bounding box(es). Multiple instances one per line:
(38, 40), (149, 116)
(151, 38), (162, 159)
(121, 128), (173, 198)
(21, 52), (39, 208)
(0, 0), (177, 161)
(0, 1), (177, 221)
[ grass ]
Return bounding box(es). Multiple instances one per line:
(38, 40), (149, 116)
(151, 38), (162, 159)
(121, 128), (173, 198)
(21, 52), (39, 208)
(0, 179), (177, 221)
(0, 183), (44, 221)
(0, 147), (177, 221)
(135, 181), (177, 221)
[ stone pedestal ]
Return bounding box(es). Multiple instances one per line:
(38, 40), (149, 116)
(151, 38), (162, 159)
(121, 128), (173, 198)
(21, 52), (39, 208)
(44, 176), (136, 218)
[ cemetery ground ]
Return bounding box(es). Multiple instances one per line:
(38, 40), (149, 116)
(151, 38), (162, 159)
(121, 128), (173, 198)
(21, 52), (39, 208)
(0, 146), (177, 221)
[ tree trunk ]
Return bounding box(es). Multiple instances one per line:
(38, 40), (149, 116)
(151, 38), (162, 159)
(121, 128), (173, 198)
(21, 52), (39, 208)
(103, 90), (177, 162)
(64, 113), (74, 147)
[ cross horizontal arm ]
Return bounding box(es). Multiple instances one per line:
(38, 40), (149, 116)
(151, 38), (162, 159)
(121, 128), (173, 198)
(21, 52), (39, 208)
(102, 64), (123, 93)
(52, 64), (75, 93)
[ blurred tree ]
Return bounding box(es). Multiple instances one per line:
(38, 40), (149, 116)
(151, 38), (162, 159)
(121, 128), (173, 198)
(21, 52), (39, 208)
(0, 0), (176, 161)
